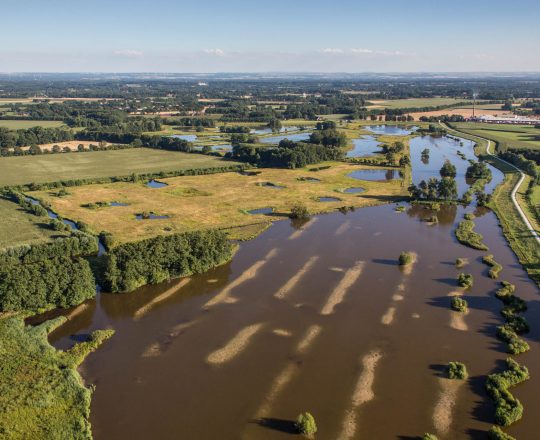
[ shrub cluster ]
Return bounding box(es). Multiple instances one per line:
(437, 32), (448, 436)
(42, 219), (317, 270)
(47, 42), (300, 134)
(451, 296), (468, 313)
(485, 358), (529, 427)
(494, 281), (530, 355)
(483, 254), (503, 279)
(455, 218), (489, 251)
(457, 273), (474, 288)
(447, 361), (468, 380)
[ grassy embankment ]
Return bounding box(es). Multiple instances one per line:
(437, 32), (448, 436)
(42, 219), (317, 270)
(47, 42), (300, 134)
(452, 122), (540, 151)
(31, 161), (407, 243)
(0, 198), (71, 249)
(0, 148), (242, 187)
(0, 315), (113, 439)
(445, 123), (540, 284)
(365, 97), (480, 109)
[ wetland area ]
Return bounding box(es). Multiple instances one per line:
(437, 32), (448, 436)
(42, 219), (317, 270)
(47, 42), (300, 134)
(35, 132), (539, 439)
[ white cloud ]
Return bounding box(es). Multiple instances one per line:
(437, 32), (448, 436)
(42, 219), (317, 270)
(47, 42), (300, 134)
(350, 48), (374, 54)
(321, 48), (344, 54)
(113, 49), (143, 58)
(204, 48), (225, 56)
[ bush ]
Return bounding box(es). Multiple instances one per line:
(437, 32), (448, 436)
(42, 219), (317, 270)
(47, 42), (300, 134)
(455, 258), (467, 268)
(398, 251), (415, 266)
(451, 296), (468, 313)
(296, 412), (317, 436)
(423, 434), (438, 440)
(447, 361), (468, 379)
(488, 426), (516, 440)
(289, 202), (310, 220)
(457, 273), (474, 288)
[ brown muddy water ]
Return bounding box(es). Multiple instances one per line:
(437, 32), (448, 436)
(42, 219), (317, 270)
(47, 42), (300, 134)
(42, 135), (539, 439)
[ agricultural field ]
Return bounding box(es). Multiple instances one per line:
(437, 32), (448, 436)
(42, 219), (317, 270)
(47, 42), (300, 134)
(0, 197), (70, 249)
(30, 161), (407, 243)
(366, 97), (479, 109)
(451, 122), (540, 150)
(0, 120), (66, 129)
(0, 148), (241, 187)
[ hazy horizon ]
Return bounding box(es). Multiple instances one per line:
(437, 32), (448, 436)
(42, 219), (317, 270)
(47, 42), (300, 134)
(2, 0), (540, 73)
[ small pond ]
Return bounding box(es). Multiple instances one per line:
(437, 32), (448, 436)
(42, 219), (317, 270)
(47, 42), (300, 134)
(364, 125), (417, 136)
(251, 126), (300, 135)
(147, 180), (168, 188)
(260, 132), (311, 144)
(346, 135), (382, 158)
(318, 197), (342, 202)
(258, 182), (284, 189)
(170, 134), (198, 142)
(347, 169), (400, 181)
(247, 207), (274, 215)
(110, 202), (129, 207)
(343, 187), (366, 194)
(135, 213), (170, 220)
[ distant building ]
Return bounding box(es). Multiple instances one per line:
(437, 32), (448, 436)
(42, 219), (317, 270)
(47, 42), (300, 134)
(468, 115), (539, 125)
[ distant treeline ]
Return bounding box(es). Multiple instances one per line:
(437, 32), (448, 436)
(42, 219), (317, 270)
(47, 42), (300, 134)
(104, 230), (233, 293)
(0, 126), (74, 149)
(227, 123), (346, 168)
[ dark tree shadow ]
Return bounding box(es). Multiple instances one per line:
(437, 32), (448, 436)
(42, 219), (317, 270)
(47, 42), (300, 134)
(429, 363), (447, 378)
(372, 258), (398, 266)
(252, 418), (297, 434)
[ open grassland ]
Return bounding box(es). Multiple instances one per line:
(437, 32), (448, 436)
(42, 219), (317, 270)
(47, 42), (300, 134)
(0, 198), (70, 249)
(366, 97), (479, 109)
(410, 106), (509, 120)
(0, 120), (66, 129)
(0, 316), (113, 439)
(31, 162), (407, 243)
(0, 148), (241, 187)
(517, 175), (540, 234)
(452, 122), (540, 150)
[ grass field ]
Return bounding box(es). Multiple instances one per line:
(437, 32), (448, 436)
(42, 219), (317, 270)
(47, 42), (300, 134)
(0, 148), (241, 187)
(452, 122), (540, 150)
(0, 120), (66, 129)
(0, 316), (113, 439)
(31, 161), (407, 243)
(366, 98), (479, 109)
(0, 198), (70, 249)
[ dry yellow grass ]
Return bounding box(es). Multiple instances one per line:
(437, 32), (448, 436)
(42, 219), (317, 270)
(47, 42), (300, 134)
(31, 162), (406, 243)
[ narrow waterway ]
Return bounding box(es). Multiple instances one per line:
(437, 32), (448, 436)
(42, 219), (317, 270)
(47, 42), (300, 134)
(44, 133), (539, 439)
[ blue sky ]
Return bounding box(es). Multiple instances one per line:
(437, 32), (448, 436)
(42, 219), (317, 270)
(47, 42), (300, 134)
(2, 0), (539, 72)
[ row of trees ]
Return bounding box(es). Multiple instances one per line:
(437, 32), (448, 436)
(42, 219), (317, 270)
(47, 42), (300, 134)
(0, 126), (74, 149)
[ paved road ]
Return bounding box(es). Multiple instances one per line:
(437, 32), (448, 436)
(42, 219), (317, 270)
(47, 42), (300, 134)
(442, 123), (540, 245)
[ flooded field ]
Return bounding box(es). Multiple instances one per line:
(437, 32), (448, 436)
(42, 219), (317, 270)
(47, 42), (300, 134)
(43, 134), (539, 439)
(346, 135), (382, 158)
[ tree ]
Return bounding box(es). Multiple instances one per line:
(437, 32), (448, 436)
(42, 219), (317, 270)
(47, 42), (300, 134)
(437, 177), (458, 200)
(296, 412), (317, 436)
(440, 159), (457, 178)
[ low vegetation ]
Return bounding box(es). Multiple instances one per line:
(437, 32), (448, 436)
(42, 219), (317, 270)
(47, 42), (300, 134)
(455, 258), (468, 268)
(482, 254), (503, 279)
(447, 361), (468, 380)
(0, 316), (113, 439)
(455, 217), (489, 251)
(488, 426), (516, 440)
(485, 358), (529, 427)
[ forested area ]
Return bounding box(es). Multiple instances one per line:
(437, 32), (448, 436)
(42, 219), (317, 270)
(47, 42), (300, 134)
(104, 230), (233, 293)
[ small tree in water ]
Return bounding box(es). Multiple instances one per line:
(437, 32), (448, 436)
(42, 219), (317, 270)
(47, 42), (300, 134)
(296, 412), (317, 436)
(398, 251), (415, 266)
(289, 202), (310, 220)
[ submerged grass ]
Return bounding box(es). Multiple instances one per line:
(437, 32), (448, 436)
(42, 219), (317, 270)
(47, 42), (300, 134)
(0, 315), (113, 439)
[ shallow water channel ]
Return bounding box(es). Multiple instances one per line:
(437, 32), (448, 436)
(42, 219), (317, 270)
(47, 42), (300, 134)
(43, 133), (540, 439)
